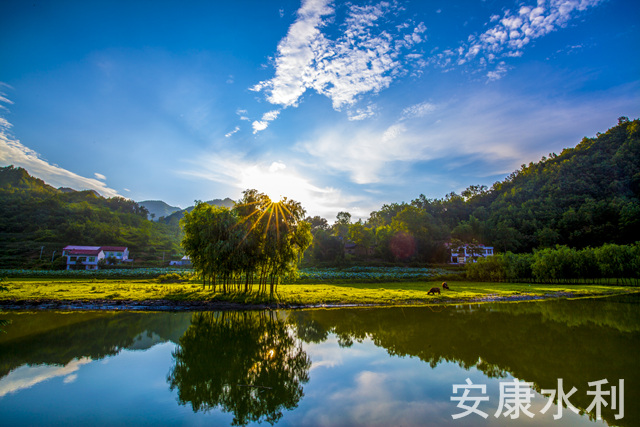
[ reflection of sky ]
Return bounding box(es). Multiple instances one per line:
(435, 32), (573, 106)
(0, 335), (609, 426)
(283, 335), (596, 427)
(0, 357), (91, 397)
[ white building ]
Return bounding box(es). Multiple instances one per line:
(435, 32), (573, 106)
(101, 246), (130, 262)
(62, 246), (105, 270)
(62, 245), (130, 269)
(450, 244), (494, 264)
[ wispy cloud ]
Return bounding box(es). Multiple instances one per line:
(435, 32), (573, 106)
(0, 92), (121, 198)
(401, 101), (437, 120)
(299, 85), (638, 186)
(252, 0), (426, 115)
(94, 172), (106, 180)
(348, 104), (377, 121)
(432, 0), (604, 75)
(180, 151), (365, 218)
(252, 109), (281, 134)
(225, 126), (240, 138)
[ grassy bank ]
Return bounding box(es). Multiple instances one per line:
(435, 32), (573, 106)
(0, 278), (637, 308)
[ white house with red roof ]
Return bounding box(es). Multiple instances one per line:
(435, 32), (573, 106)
(62, 245), (130, 270)
(101, 246), (130, 262)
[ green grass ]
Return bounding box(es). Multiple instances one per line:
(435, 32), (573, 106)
(0, 278), (637, 307)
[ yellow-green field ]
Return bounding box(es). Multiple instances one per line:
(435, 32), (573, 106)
(0, 278), (636, 307)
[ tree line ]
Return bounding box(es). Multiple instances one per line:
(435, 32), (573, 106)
(181, 190), (312, 295)
(0, 165), (181, 267)
(466, 243), (640, 285)
(303, 117), (640, 265)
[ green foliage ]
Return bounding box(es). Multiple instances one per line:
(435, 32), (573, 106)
(181, 190), (312, 296)
(168, 311), (311, 426)
(466, 243), (640, 285)
(304, 118), (640, 266)
(0, 166), (181, 267)
(156, 272), (192, 283)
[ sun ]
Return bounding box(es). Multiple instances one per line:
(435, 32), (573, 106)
(241, 163), (293, 203)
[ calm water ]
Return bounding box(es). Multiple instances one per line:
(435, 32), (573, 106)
(0, 294), (638, 426)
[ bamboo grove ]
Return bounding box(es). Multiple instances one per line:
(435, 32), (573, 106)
(181, 190), (312, 296)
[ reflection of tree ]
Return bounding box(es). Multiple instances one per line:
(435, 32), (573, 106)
(290, 295), (640, 427)
(0, 312), (192, 378)
(168, 311), (311, 426)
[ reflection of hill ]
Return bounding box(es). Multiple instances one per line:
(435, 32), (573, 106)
(0, 311), (192, 378)
(291, 295), (639, 427)
(168, 311), (311, 426)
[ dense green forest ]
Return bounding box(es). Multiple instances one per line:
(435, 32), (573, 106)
(0, 166), (181, 267)
(1, 118), (638, 268)
(305, 117), (640, 264)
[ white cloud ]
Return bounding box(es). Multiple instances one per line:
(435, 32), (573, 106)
(252, 120), (268, 134)
(486, 61), (509, 81)
(180, 152), (364, 219)
(269, 161), (287, 172)
(348, 104), (377, 121)
(432, 0), (604, 75)
(0, 92), (121, 197)
(225, 126), (240, 138)
(252, 110), (281, 134)
(401, 101), (437, 119)
(298, 85), (640, 187)
(0, 131), (121, 198)
(252, 0), (426, 115)
(94, 172), (106, 180)
(262, 110), (280, 121)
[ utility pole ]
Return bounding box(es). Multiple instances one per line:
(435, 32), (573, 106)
(40, 246), (45, 260)
(51, 250), (56, 262)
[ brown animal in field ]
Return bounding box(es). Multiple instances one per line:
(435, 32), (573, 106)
(427, 287), (440, 295)
(442, 282), (450, 290)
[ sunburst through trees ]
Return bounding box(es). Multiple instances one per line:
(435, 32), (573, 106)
(181, 189), (312, 296)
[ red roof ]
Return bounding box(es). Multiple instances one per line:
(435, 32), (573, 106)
(66, 249), (103, 256)
(101, 246), (127, 251)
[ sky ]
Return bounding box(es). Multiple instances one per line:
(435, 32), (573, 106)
(1, 0), (639, 220)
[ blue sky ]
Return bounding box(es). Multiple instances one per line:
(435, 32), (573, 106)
(1, 0), (639, 220)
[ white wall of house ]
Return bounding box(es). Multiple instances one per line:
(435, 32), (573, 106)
(103, 248), (129, 261)
(450, 245), (494, 264)
(66, 251), (105, 270)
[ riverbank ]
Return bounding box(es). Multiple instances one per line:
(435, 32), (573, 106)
(1, 278), (637, 310)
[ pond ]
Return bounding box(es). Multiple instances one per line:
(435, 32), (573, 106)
(0, 294), (638, 426)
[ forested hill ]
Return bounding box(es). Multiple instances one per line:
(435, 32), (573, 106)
(410, 117), (640, 254)
(0, 166), (181, 267)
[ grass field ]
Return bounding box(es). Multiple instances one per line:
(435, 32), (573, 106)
(1, 278), (637, 307)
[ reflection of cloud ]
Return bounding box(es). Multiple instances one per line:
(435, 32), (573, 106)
(63, 374), (78, 384)
(0, 358), (92, 397)
(306, 369), (451, 426)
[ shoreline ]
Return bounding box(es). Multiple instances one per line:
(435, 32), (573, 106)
(1, 290), (633, 311)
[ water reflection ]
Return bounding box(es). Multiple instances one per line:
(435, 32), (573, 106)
(289, 295), (640, 426)
(0, 294), (637, 426)
(167, 311), (311, 426)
